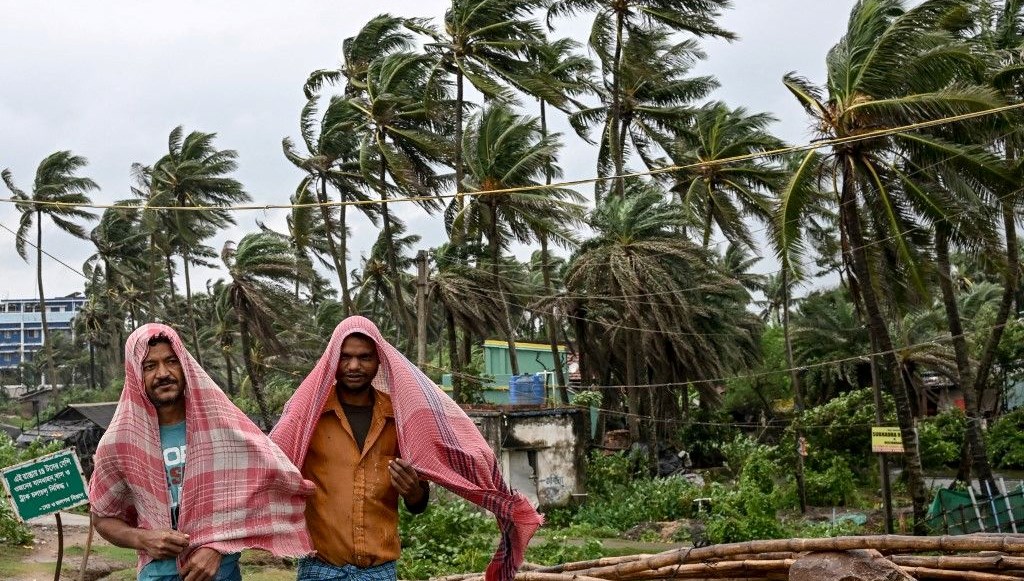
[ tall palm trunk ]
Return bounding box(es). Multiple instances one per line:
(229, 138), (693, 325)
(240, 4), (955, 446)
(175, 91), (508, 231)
(35, 214), (58, 395)
(539, 101), (568, 399)
(974, 203), (1018, 411)
(489, 199), (520, 375)
(222, 347), (235, 396)
(454, 70), (466, 221)
(702, 191), (715, 248)
(609, 11), (626, 199)
(840, 164), (927, 533)
(782, 266), (807, 514)
(317, 175), (354, 315)
(624, 332), (641, 441)
(445, 307), (462, 402)
(237, 310), (271, 429)
(181, 254), (203, 367)
(378, 148), (417, 347)
(935, 223), (996, 495)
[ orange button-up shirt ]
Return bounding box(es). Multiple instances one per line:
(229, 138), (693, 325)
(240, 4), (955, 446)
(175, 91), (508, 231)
(302, 388), (401, 567)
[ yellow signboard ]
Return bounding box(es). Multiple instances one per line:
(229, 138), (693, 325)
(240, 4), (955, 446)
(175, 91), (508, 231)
(871, 427), (904, 453)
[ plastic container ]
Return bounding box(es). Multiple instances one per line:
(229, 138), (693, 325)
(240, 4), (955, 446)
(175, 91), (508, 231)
(509, 373), (545, 405)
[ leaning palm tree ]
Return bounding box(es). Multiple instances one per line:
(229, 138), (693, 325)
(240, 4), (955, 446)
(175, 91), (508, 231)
(408, 0), (548, 217)
(336, 51), (452, 347)
(777, 0), (1008, 531)
(569, 28), (718, 199)
(454, 103), (585, 374)
(304, 13), (417, 99)
(220, 232), (312, 428)
(548, 0), (734, 197)
(670, 102), (785, 249)
(283, 98), (378, 314)
(4, 151), (97, 396)
(151, 126), (250, 366)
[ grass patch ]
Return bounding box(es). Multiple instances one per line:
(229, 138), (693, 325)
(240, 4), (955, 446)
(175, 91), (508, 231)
(64, 543), (137, 564)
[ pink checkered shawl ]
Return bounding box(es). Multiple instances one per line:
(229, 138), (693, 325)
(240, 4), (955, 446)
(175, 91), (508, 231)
(271, 316), (543, 581)
(88, 323), (314, 571)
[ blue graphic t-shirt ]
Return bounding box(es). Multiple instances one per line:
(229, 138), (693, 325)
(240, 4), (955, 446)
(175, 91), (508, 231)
(138, 422), (239, 580)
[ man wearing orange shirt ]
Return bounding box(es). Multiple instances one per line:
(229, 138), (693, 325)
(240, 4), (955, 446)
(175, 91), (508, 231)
(279, 329), (429, 581)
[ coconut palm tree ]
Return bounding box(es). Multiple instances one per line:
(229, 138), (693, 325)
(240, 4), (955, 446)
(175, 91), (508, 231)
(778, 0), (1007, 530)
(220, 232), (312, 428)
(335, 51), (452, 347)
(548, 0), (734, 197)
(430, 242), (507, 402)
(454, 103), (584, 374)
(4, 151), (97, 396)
(670, 102), (785, 248)
(408, 0), (549, 217)
(350, 220), (422, 343)
(565, 180), (758, 443)
(283, 98), (379, 314)
(150, 126), (250, 366)
(304, 13), (417, 99)
(569, 29), (718, 199)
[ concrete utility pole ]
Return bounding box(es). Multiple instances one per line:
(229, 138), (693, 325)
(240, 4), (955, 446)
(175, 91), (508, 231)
(415, 250), (429, 368)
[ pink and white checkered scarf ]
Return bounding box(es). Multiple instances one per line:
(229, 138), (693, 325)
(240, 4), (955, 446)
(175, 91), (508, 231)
(88, 323), (314, 570)
(271, 316), (543, 581)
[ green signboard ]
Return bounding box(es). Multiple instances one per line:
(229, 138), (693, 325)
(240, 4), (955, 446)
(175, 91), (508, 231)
(1, 448), (88, 522)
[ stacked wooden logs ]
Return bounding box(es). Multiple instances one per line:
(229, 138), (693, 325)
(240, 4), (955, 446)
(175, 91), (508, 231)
(435, 534), (1024, 581)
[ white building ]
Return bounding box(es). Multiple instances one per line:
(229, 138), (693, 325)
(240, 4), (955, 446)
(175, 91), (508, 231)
(0, 293), (85, 370)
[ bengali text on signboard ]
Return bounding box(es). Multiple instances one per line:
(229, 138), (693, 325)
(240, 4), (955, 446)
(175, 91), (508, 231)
(1, 448), (88, 522)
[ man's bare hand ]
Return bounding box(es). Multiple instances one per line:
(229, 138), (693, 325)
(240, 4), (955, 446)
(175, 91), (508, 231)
(181, 547), (223, 581)
(136, 528), (189, 560)
(389, 457), (424, 505)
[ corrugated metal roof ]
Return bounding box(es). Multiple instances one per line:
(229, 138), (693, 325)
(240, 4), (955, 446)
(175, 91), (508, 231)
(62, 402), (118, 429)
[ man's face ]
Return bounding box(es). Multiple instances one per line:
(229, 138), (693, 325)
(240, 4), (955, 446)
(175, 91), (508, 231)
(336, 335), (380, 393)
(142, 341), (186, 408)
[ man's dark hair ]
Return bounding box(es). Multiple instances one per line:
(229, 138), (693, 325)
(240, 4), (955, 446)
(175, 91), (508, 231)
(148, 334), (172, 348)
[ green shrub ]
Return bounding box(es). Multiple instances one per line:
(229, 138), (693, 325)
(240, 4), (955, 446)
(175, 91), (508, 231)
(526, 536), (604, 565)
(703, 451), (787, 544)
(569, 475), (698, 532)
(585, 450), (647, 498)
(917, 408), (966, 470)
(675, 410), (740, 467)
(803, 456), (859, 507)
(988, 408), (1024, 469)
(785, 388), (895, 473)
(397, 497), (498, 579)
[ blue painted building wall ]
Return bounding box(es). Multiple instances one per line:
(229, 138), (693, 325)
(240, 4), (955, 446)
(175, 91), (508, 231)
(0, 294), (85, 369)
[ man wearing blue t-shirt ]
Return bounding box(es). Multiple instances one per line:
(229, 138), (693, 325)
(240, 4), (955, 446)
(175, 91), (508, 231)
(92, 335), (241, 581)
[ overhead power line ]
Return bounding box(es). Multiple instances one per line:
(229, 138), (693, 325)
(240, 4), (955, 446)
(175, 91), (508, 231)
(3, 101), (1023, 213)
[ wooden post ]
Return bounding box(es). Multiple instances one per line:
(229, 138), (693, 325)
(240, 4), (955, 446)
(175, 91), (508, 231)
(871, 356), (894, 533)
(415, 250), (429, 368)
(54, 512), (63, 581)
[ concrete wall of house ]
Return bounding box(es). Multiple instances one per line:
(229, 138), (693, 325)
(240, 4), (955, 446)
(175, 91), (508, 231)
(465, 409), (588, 509)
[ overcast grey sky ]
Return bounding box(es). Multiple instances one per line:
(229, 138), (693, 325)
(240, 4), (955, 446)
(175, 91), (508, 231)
(0, 1), (851, 300)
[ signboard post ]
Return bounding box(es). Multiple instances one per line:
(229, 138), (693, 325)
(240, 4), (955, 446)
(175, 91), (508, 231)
(1, 448), (89, 581)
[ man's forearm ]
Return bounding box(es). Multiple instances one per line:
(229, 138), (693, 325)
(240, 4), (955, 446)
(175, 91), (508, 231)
(92, 514), (145, 550)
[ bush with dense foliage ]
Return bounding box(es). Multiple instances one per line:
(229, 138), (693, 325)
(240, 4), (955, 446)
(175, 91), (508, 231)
(703, 448), (787, 543)
(785, 388), (895, 474)
(988, 408), (1024, 469)
(917, 408), (966, 470)
(397, 496), (498, 579)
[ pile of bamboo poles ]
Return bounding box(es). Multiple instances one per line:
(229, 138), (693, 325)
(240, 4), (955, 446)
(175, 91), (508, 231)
(435, 534), (1024, 581)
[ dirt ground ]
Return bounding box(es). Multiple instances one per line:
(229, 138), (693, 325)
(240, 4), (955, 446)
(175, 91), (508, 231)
(5, 519), (131, 581)
(8, 519), (304, 581)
